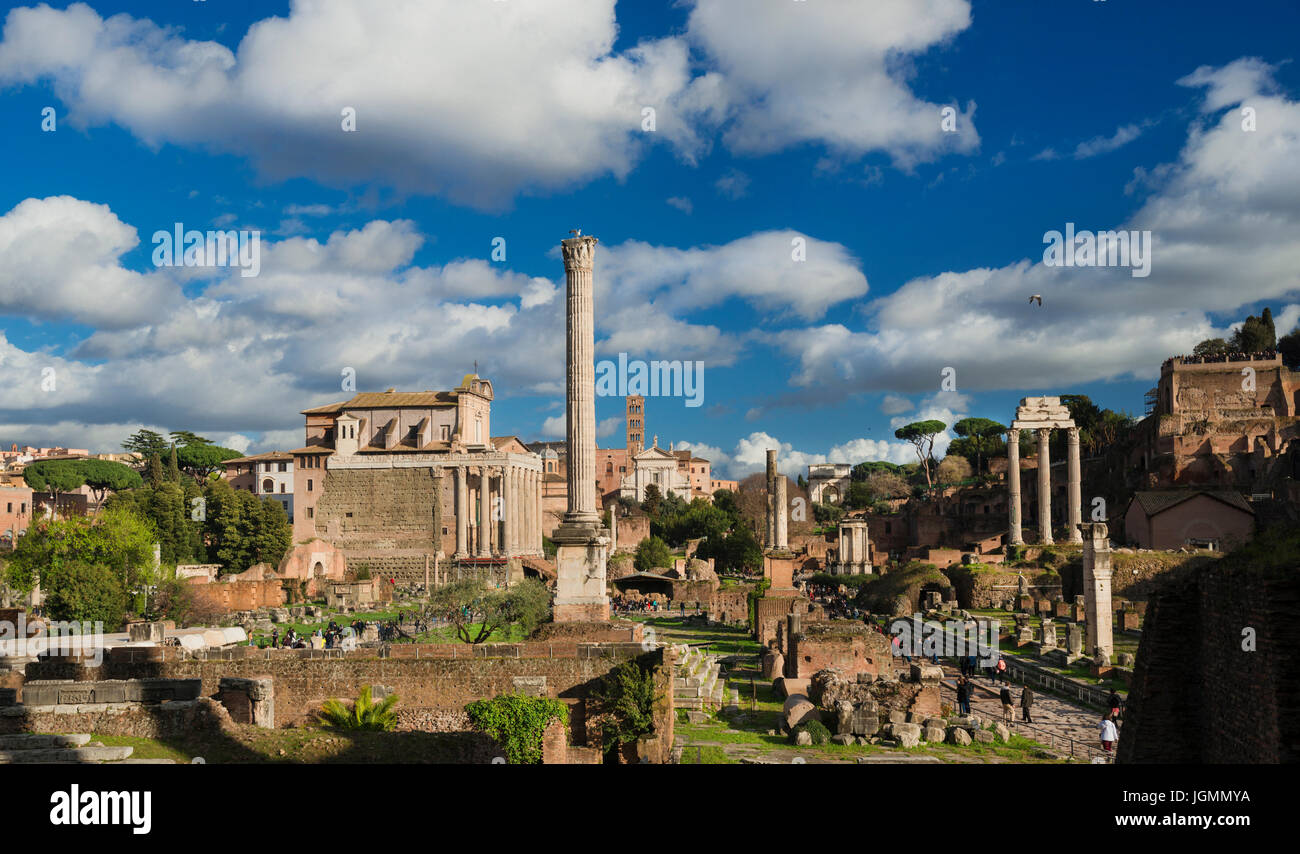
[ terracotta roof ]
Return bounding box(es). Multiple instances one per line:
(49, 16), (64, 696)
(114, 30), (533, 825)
(1131, 489), (1254, 517)
(286, 446), (334, 455)
(225, 452), (294, 464)
(301, 401), (348, 415)
(341, 391), (457, 408)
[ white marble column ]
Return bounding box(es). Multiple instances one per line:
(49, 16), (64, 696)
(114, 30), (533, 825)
(562, 235), (599, 526)
(477, 466), (491, 557)
(774, 474), (788, 550)
(455, 465), (468, 557)
(1007, 428), (1022, 545)
(553, 233), (610, 621)
(1037, 428), (1053, 545)
(1067, 426), (1083, 543)
(501, 462), (512, 556)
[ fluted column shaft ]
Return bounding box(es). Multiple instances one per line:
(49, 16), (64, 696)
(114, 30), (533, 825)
(1067, 427), (1083, 543)
(477, 467), (491, 557)
(1007, 428), (1022, 545)
(562, 236), (599, 525)
(455, 466), (468, 556)
(1037, 428), (1053, 545)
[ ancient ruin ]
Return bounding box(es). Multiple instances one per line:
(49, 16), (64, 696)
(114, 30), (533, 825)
(1007, 396), (1082, 545)
(550, 232), (612, 622)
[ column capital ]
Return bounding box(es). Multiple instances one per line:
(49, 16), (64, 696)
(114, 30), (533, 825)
(1036, 426), (1053, 440)
(1067, 425), (1081, 440)
(1007, 426), (1020, 438)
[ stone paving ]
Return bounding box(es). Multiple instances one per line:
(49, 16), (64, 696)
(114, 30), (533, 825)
(942, 667), (1119, 761)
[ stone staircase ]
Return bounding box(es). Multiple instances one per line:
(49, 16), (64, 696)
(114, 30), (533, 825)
(672, 644), (725, 715)
(0, 733), (174, 764)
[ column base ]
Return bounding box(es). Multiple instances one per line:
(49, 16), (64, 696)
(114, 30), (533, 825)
(551, 524), (610, 623)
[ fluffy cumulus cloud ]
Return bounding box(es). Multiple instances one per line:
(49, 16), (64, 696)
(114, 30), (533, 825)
(0, 196), (181, 328)
(775, 59), (1300, 398)
(684, 0), (980, 167)
(0, 0), (980, 209)
(598, 230), (869, 322)
(0, 199), (873, 452)
(693, 430), (929, 480)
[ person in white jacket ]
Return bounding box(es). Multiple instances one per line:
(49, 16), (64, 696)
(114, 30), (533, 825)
(1099, 716), (1119, 752)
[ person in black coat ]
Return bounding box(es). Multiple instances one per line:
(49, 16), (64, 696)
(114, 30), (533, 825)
(1020, 686), (1034, 723)
(999, 685), (1013, 724)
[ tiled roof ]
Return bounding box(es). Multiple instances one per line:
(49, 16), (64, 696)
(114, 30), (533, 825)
(1131, 489), (1254, 516)
(225, 451), (294, 464)
(342, 391), (457, 408)
(300, 401), (348, 415)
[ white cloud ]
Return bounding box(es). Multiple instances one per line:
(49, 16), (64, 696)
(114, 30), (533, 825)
(685, 0), (980, 167)
(0, 1), (980, 210)
(0, 196), (181, 328)
(666, 196), (693, 214)
(880, 394), (914, 415)
(1073, 123), (1145, 159)
(773, 60), (1300, 397)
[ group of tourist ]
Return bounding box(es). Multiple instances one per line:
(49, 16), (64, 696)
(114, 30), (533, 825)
(1171, 349), (1275, 365)
(267, 619), (369, 650)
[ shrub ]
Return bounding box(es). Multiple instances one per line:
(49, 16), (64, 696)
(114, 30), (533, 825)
(42, 562), (128, 631)
(793, 719), (831, 745)
(465, 693), (569, 764)
(317, 685), (399, 731)
(591, 660), (663, 750)
(634, 536), (673, 573)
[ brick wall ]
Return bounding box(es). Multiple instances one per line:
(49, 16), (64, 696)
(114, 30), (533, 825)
(1119, 560), (1300, 762)
(315, 467), (442, 583)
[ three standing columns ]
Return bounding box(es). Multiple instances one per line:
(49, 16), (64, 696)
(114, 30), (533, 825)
(1006, 426), (1083, 546)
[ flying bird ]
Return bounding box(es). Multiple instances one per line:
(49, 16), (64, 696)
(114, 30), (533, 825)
(1028, 294), (1042, 306)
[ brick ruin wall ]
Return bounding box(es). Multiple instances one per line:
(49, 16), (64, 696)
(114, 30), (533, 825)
(1118, 563), (1300, 763)
(23, 643), (674, 747)
(315, 467), (442, 584)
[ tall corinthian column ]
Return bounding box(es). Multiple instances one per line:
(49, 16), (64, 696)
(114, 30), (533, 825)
(1007, 428), (1022, 546)
(562, 235), (599, 526)
(1067, 427), (1083, 543)
(1037, 428), (1053, 545)
(553, 232), (610, 622)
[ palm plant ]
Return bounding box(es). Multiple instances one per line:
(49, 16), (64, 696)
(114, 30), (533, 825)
(317, 685), (399, 731)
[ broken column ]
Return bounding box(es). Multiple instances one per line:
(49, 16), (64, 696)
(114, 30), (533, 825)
(765, 449), (777, 548)
(551, 232), (610, 622)
(1079, 521), (1114, 660)
(774, 474), (788, 550)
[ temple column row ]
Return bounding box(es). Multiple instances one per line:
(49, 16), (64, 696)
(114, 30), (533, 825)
(1006, 426), (1083, 547)
(453, 463), (543, 558)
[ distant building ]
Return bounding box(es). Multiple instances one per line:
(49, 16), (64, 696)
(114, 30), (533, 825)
(282, 374), (543, 585)
(1123, 489), (1255, 551)
(222, 451), (295, 521)
(1131, 352), (1300, 490)
(620, 442), (692, 502)
(808, 463), (852, 504)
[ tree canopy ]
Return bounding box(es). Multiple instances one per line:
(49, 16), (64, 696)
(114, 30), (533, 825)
(427, 578), (551, 644)
(894, 420), (946, 490)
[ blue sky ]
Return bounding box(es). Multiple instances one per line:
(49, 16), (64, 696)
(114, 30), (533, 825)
(0, 0), (1298, 478)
